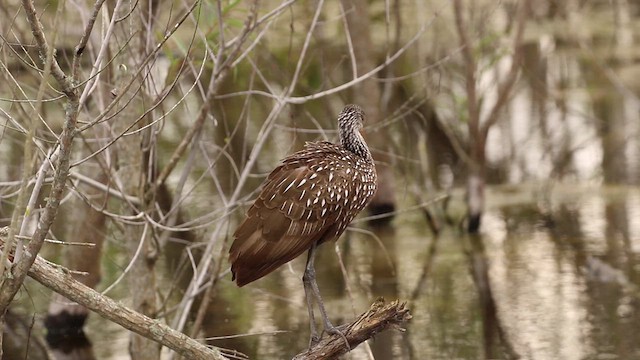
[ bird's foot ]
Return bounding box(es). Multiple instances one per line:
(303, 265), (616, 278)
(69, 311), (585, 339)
(307, 323), (350, 352)
(324, 324), (350, 351)
(308, 331), (321, 349)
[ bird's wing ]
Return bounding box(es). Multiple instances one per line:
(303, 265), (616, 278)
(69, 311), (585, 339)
(229, 149), (352, 286)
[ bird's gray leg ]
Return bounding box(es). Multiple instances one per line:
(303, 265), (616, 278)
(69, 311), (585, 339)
(303, 245), (320, 347)
(303, 243), (350, 351)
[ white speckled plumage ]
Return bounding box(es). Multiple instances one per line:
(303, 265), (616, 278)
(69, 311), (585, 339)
(229, 104), (377, 286)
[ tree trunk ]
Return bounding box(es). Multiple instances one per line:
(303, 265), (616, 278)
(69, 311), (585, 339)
(454, 0), (528, 233)
(111, 1), (161, 358)
(466, 170), (485, 233)
(116, 102), (161, 360)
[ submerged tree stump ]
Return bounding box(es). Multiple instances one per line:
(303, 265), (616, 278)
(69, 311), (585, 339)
(293, 298), (412, 360)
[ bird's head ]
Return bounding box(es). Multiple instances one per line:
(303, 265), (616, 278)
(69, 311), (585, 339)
(338, 104), (365, 137)
(338, 104), (371, 160)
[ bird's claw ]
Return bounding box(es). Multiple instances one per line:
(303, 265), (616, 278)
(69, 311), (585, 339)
(324, 325), (350, 351)
(308, 333), (321, 349)
(307, 324), (350, 352)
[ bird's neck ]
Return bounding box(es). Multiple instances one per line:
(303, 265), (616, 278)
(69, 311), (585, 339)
(340, 128), (373, 162)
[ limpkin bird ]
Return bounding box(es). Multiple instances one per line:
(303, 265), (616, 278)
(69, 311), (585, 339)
(229, 104), (377, 346)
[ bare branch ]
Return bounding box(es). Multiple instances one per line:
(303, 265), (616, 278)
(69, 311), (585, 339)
(0, 228), (228, 360)
(292, 299), (412, 360)
(153, 0), (258, 189)
(288, 0), (325, 93)
(78, 0), (125, 106)
(453, 0), (479, 141)
(339, 1), (358, 79)
(214, 23), (427, 104)
(71, 0), (108, 81)
(19, 0), (74, 94)
(480, 0), (530, 137)
(0, 0), (81, 318)
(14, 148), (60, 262)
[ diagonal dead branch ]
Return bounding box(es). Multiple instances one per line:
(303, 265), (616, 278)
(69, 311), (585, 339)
(0, 227), (228, 360)
(292, 298), (412, 360)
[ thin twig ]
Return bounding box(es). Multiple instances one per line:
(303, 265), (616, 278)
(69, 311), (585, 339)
(19, 0), (73, 93)
(14, 148), (60, 262)
(0, 0), (80, 314)
(214, 23), (427, 104)
(72, 0), (108, 81)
